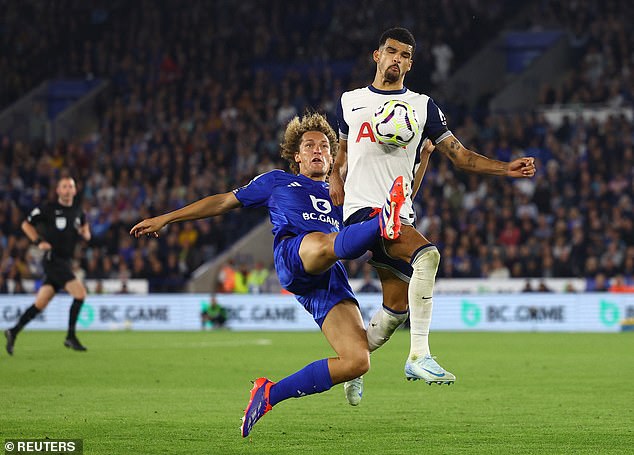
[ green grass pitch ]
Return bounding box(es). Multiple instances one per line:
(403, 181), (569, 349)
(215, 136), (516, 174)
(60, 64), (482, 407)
(1, 330), (632, 454)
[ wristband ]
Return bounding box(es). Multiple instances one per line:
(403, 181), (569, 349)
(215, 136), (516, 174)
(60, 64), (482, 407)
(33, 237), (43, 246)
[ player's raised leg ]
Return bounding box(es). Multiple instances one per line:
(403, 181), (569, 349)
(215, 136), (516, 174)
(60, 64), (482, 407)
(300, 175), (409, 275)
(379, 175), (409, 240)
(333, 174), (409, 258)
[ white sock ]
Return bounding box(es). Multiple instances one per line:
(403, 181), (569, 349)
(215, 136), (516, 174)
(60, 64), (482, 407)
(367, 306), (409, 352)
(408, 246), (440, 360)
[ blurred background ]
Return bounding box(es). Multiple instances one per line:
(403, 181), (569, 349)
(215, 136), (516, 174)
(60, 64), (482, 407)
(1, 0), (633, 300)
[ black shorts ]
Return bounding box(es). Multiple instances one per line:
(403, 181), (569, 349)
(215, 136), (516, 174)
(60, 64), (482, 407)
(345, 207), (414, 283)
(42, 257), (76, 292)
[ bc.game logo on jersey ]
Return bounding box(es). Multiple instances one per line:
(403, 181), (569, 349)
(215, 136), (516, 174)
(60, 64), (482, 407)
(302, 195), (340, 229)
(309, 195), (331, 213)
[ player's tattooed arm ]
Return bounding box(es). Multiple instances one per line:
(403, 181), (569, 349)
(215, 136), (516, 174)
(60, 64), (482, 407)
(436, 135), (509, 176)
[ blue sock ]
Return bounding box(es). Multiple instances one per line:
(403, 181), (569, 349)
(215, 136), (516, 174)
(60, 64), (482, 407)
(333, 217), (380, 259)
(269, 359), (333, 406)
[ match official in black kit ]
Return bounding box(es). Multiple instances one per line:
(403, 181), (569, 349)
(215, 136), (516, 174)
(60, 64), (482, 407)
(5, 175), (91, 354)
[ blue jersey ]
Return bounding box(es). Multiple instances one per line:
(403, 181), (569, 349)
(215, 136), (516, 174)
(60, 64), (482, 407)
(233, 170), (343, 249)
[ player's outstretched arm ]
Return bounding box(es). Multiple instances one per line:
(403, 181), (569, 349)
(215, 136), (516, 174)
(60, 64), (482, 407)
(130, 192), (241, 238)
(436, 135), (535, 178)
(329, 139), (348, 206)
(412, 139), (435, 198)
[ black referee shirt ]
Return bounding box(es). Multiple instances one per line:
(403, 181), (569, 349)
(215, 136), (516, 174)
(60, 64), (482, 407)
(26, 202), (86, 259)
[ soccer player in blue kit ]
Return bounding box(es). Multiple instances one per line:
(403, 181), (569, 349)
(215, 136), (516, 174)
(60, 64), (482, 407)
(129, 112), (411, 437)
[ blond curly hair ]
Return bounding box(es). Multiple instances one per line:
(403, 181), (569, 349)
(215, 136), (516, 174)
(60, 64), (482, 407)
(280, 112), (338, 175)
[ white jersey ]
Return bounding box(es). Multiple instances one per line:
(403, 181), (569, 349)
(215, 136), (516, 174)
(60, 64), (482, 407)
(337, 85), (452, 223)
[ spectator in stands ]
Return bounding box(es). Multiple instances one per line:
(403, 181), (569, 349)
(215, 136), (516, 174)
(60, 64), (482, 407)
(537, 280), (553, 292)
(488, 257), (511, 279)
(521, 279), (534, 292)
(609, 275), (634, 293)
(233, 264), (250, 294)
(116, 281), (130, 294)
(93, 280), (104, 295)
(0, 275), (8, 294)
(217, 260), (237, 293)
(358, 264), (380, 293)
(431, 30), (453, 84)
(589, 273), (609, 292)
(247, 262), (269, 294)
(12, 279), (27, 294)
(28, 102), (48, 143)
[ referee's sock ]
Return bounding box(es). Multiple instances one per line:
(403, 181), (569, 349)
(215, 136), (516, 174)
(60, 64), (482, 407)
(11, 304), (41, 335)
(67, 299), (84, 339)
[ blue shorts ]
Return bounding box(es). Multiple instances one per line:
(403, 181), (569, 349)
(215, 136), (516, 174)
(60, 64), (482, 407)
(274, 234), (357, 327)
(345, 208), (413, 282)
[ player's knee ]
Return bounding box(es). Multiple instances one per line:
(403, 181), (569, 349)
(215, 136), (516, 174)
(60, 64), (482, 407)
(383, 295), (408, 313)
(345, 351), (370, 379)
(318, 240), (335, 260)
(411, 245), (440, 271)
(71, 284), (88, 301)
(34, 300), (50, 311)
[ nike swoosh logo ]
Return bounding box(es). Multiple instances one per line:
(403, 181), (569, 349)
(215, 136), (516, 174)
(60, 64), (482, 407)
(422, 296), (432, 300)
(351, 106), (366, 111)
(422, 368), (446, 377)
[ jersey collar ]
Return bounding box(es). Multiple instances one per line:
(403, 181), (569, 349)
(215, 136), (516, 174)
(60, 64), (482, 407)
(368, 85), (408, 95)
(297, 173), (328, 187)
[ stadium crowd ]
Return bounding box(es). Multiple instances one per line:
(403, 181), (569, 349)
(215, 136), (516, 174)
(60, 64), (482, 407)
(1, 0), (633, 294)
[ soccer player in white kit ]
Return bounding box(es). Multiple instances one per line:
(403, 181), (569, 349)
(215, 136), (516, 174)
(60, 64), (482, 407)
(330, 27), (536, 404)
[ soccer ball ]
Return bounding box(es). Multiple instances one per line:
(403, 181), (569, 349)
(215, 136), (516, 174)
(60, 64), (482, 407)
(371, 99), (419, 147)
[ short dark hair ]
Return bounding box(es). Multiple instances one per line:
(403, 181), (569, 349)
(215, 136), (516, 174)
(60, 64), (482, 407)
(58, 170), (74, 181)
(379, 27), (416, 54)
